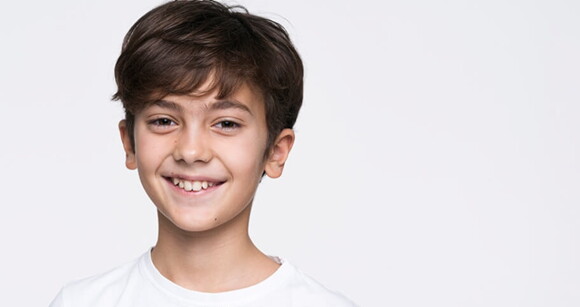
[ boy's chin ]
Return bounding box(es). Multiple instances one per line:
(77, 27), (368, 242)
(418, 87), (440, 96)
(157, 207), (249, 235)
(160, 213), (219, 233)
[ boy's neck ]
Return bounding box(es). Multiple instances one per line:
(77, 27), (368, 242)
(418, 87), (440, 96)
(150, 205), (280, 293)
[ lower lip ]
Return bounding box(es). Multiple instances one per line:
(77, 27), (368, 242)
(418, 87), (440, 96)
(165, 178), (223, 196)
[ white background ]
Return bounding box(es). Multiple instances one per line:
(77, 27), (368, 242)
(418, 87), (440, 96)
(1, 0), (579, 306)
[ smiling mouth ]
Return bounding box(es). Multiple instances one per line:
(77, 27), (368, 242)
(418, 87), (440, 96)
(165, 177), (224, 192)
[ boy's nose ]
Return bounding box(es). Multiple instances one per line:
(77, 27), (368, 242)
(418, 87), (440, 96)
(172, 128), (212, 164)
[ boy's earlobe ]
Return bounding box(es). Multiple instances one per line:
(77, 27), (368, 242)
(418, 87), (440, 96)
(264, 129), (295, 178)
(119, 120), (137, 170)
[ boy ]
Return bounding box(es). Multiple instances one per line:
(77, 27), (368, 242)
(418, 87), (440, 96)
(50, 0), (355, 306)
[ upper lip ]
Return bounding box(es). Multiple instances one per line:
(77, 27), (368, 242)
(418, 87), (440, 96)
(163, 173), (226, 183)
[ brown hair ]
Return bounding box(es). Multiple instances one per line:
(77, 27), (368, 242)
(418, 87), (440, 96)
(113, 0), (303, 152)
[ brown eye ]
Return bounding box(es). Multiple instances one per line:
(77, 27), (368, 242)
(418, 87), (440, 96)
(217, 121), (238, 129)
(149, 118), (175, 126)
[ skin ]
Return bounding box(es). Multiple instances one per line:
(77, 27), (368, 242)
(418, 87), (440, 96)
(119, 81), (295, 292)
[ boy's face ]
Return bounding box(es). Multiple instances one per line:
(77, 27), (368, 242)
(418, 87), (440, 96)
(119, 81), (294, 233)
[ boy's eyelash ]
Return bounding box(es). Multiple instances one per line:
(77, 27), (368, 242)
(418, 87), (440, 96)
(214, 120), (240, 130)
(148, 118), (176, 126)
(146, 118), (240, 131)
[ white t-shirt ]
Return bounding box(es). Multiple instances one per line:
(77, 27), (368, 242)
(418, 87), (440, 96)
(50, 249), (356, 307)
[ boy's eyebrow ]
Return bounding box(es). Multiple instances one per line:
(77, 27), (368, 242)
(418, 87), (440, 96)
(151, 99), (252, 115)
(209, 100), (253, 115)
(152, 100), (183, 112)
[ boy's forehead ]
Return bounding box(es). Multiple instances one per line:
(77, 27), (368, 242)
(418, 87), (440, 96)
(165, 75), (264, 102)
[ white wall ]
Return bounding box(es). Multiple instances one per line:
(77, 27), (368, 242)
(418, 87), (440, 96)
(1, 0), (579, 306)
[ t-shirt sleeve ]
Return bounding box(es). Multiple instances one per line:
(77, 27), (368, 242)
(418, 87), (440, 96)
(48, 288), (65, 307)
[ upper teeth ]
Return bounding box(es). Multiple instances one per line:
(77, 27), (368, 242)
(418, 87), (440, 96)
(172, 178), (214, 192)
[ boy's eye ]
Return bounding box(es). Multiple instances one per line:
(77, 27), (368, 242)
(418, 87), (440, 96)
(214, 120), (240, 130)
(148, 118), (176, 126)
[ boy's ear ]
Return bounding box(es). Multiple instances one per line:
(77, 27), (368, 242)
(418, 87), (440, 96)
(119, 120), (137, 170)
(264, 129), (295, 178)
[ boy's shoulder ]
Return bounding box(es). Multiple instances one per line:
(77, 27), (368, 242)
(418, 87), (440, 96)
(50, 249), (356, 307)
(49, 252), (143, 307)
(281, 260), (357, 306)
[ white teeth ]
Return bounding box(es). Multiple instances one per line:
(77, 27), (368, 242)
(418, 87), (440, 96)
(172, 178), (215, 192)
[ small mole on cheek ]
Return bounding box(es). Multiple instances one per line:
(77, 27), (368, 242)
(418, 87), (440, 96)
(214, 218), (218, 222)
